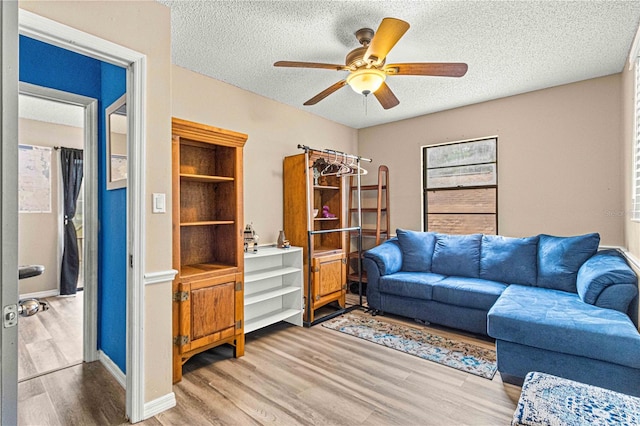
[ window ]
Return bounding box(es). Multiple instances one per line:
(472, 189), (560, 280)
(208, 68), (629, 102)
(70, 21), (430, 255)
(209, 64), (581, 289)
(633, 57), (640, 221)
(423, 138), (497, 234)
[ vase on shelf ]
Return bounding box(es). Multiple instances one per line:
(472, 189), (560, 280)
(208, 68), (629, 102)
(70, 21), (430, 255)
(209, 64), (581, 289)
(277, 230), (286, 248)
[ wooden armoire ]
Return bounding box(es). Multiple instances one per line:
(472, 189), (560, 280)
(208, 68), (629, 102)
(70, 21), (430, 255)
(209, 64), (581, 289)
(171, 117), (247, 383)
(283, 152), (347, 325)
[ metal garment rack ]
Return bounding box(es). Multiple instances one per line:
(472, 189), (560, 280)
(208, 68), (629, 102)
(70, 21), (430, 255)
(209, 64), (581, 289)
(298, 144), (372, 326)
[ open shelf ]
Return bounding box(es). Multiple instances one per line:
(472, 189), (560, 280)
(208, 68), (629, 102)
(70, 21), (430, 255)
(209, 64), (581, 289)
(244, 308), (303, 334)
(180, 174), (234, 183)
(179, 263), (236, 279)
(181, 220), (235, 227)
(245, 286), (300, 306)
(245, 266), (301, 283)
(314, 185), (340, 190)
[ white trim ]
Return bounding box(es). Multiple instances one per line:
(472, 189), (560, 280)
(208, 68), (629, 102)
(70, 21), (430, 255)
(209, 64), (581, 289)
(19, 10), (138, 68)
(98, 349), (126, 389)
(143, 392), (176, 420)
(18, 289), (59, 300)
(2, 3), (21, 422)
(18, 82), (100, 364)
(126, 55), (147, 423)
(629, 21), (640, 70)
(144, 269), (178, 286)
(19, 10), (148, 423)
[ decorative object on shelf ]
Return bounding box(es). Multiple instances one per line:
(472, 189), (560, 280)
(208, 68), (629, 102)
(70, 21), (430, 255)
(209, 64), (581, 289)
(322, 205), (336, 218)
(243, 223), (259, 252)
(277, 230), (288, 248)
(313, 208), (319, 217)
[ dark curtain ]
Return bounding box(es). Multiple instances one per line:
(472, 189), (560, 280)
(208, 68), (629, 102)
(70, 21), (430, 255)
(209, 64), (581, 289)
(60, 148), (84, 295)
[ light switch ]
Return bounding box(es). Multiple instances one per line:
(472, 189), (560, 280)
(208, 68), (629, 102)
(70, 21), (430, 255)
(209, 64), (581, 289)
(152, 193), (166, 214)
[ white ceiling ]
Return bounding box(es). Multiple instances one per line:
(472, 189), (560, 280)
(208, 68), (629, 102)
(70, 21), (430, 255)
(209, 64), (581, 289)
(19, 94), (84, 128)
(159, 0), (640, 129)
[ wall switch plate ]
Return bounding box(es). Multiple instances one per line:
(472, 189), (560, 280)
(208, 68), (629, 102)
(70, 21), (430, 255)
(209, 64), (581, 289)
(152, 193), (166, 213)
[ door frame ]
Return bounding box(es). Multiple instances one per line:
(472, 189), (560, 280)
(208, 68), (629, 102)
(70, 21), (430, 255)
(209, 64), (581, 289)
(19, 82), (99, 363)
(1, 1), (20, 424)
(17, 9), (148, 422)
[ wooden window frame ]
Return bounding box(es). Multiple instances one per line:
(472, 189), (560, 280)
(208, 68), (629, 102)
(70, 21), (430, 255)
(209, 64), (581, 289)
(633, 57), (640, 222)
(423, 137), (498, 234)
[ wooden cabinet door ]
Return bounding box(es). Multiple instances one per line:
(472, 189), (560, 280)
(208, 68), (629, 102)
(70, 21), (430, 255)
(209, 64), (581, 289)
(312, 253), (345, 298)
(176, 274), (239, 354)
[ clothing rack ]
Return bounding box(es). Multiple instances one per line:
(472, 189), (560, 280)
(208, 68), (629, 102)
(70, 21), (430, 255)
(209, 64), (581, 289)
(297, 144), (371, 325)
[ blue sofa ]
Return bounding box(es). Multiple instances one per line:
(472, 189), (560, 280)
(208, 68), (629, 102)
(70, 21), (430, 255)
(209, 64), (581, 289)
(363, 229), (640, 396)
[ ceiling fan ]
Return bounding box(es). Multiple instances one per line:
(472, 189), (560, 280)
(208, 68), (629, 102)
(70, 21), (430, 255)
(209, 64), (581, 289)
(274, 17), (468, 110)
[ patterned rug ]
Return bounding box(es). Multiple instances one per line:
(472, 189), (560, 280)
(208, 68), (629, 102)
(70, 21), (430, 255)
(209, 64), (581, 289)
(322, 312), (497, 379)
(513, 371), (640, 425)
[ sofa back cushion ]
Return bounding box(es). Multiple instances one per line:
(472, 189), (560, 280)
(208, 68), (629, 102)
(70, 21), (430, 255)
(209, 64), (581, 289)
(480, 235), (538, 285)
(396, 229), (437, 272)
(577, 249), (638, 315)
(537, 233), (600, 293)
(431, 233), (482, 278)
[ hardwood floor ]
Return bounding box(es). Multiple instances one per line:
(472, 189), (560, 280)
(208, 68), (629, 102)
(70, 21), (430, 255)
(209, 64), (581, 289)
(18, 296), (522, 425)
(148, 311), (521, 425)
(18, 294), (83, 382)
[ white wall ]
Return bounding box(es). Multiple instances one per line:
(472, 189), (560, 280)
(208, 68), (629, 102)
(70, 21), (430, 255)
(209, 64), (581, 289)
(358, 74), (625, 246)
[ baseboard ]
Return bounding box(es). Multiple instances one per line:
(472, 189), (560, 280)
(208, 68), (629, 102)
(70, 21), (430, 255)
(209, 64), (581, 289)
(98, 350), (126, 389)
(144, 392), (176, 419)
(19, 289), (59, 300)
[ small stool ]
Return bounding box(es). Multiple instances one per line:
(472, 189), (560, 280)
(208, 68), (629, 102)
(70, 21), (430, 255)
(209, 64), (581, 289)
(512, 371), (640, 425)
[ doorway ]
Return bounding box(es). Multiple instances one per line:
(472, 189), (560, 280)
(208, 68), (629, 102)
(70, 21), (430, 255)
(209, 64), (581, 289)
(17, 92), (89, 382)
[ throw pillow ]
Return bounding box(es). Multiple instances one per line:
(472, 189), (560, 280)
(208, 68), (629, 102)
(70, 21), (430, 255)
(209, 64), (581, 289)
(537, 232), (600, 293)
(480, 235), (538, 285)
(431, 233), (482, 278)
(396, 229), (437, 272)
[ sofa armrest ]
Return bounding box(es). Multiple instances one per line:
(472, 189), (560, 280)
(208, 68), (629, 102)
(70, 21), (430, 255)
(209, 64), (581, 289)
(363, 238), (402, 277)
(577, 249), (638, 318)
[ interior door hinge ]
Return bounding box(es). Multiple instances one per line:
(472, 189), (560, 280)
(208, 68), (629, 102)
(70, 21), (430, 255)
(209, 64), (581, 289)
(129, 254), (133, 268)
(174, 335), (189, 346)
(235, 281), (243, 291)
(173, 291), (189, 302)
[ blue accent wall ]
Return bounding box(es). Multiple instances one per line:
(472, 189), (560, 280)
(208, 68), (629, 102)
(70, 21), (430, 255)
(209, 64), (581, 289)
(20, 36), (127, 372)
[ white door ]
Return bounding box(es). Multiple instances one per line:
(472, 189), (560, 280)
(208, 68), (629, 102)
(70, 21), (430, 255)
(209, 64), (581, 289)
(1, 1), (20, 423)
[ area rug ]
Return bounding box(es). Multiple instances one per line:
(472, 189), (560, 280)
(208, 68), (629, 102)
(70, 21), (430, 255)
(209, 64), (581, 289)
(322, 312), (497, 379)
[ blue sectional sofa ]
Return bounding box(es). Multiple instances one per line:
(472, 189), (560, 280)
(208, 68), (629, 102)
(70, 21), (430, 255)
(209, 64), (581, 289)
(363, 229), (640, 396)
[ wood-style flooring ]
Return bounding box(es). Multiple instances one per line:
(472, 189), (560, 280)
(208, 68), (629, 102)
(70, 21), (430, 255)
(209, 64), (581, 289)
(18, 294), (83, 382)
(18, 293), (522, 425)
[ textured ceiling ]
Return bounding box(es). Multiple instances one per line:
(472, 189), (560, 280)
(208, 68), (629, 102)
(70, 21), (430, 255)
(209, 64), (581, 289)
(160, 1), (640, 129)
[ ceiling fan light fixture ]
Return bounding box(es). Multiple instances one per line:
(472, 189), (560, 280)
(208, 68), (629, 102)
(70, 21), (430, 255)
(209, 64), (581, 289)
(346, 68), (386, 95)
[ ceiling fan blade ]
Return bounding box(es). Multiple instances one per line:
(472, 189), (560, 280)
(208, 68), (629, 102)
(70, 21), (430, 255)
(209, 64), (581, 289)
(363, 18), (410, 64)
(303, 80), (348, 106)
(274, 61), (346, 71)
(374, 81), (399, 110)
(385, 62), (468, 77)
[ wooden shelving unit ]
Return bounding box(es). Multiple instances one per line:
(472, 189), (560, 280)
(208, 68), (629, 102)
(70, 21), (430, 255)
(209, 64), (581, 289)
(171, 117), (247, 383)
(283, 152), (347, 325)
(244, 246), (303, 333)
(348, 165), (390, 292)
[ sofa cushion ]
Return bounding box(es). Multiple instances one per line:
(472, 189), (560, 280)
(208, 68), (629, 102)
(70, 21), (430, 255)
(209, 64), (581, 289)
(431, 233), (482, 278)
(480, 235), (538, 286)
(487, 285), (640, 369)
(379, 272), (445, 300)
(431, 276), (507, 311)
(576, 249), (638, 314)
(537, 233), (600, 293)
(396, 229), (437, 272)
